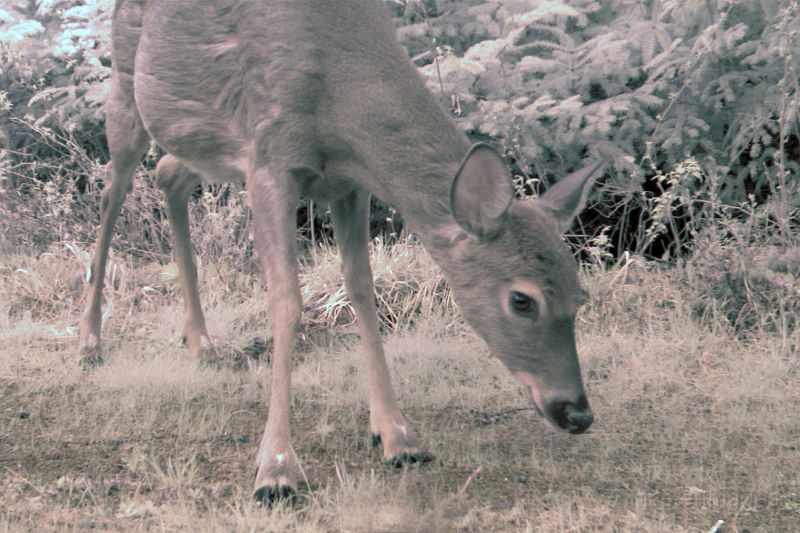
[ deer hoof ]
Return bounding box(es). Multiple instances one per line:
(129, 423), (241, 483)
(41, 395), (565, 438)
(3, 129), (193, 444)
(384, 451), (436, 468)
(371, 433), (435, 467)
(253, 483), (297, 507)
(184, 335), (224, 368)
(252, 454), (299, 508)
(79, 353), (104, 371)
(77, 342), (104, 371)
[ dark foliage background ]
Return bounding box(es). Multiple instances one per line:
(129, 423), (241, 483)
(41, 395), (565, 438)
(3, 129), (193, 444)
(1, 0), (798, 261)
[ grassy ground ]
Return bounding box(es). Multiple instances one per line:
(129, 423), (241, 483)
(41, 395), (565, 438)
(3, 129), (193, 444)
(0, 240), (798, 532)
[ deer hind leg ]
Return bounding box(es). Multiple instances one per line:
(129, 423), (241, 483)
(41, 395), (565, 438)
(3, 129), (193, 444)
(249, 165), (303, 505)
(330, 190), (433, 466)
(78, 89), (149, 369)
(154, 155), (214, 362)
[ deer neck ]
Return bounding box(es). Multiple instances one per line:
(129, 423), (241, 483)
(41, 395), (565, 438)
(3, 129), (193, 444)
(299, 2), (472, 251)
(322, 81), (471, 247)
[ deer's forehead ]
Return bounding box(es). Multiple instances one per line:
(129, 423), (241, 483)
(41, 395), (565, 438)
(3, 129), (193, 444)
(450, 202), (578, 288)
(502, 209), (582, 296)
(517, 244), (579, 293)
(505, 209), (571, 263)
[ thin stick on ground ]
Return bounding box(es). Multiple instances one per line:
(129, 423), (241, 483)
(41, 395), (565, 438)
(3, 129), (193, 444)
(456, 465), (482, 496)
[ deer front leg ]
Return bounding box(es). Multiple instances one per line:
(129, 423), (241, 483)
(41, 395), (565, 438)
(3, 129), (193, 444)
(155, 155), (214, 362)
(249, 167), (302, 505)
(78, 96), (149, 369)
(330, 190), (433, 466)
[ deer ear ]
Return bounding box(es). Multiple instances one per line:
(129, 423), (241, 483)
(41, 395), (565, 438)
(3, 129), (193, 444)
(450, 143), (514, 238)
(540, 161), (604, 233)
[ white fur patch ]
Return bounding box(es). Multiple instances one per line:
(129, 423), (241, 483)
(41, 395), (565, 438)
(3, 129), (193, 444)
(393, 421), (409, 437)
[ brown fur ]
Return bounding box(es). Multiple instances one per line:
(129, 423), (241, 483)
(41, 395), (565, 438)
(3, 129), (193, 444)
(80, 0), (603, 503)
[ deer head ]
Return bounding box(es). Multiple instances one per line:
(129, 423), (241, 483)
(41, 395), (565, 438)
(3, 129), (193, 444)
(442, 144), (602, 434)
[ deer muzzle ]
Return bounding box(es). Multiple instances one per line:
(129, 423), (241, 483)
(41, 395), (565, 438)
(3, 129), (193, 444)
(544, 395), (593, 434)
(514, 371), (593, 434)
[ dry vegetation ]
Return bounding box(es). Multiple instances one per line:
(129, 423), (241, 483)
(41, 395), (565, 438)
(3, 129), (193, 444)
(2, 2), (798, 530)
(1, 231), (798, 532)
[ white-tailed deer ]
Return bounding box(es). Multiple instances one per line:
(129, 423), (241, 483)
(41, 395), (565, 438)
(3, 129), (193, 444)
(80, 0), (603, 505)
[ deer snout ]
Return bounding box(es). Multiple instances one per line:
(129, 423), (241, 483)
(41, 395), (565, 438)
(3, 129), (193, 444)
(545, 396), (593, 434)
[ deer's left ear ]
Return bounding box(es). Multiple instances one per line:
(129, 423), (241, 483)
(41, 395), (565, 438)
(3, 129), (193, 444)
(449, 143), (514, 239)
(540, 161), (604, 233)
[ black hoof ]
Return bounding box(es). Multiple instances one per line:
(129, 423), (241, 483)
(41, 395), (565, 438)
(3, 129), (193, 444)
(78, 352), (103, 371)
(253, 484), (296, 507)
(384, 451), (436, 468)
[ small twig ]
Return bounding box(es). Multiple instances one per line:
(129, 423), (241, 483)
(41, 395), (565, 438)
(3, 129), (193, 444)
(4, 466), (50, 499)
(411, 0), (445, 96)
(456, 465), (482, 496)
(472, 406), (539, 424)
(419, 463), (484, 522)
(492, 406), (538, 416)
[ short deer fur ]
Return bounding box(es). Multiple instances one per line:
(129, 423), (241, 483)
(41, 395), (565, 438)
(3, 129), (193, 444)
(79, 0), (604, 504)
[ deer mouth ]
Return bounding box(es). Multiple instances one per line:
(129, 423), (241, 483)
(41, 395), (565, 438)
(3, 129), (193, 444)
(513, 372), (554, 426)
(526, 389), (564, 432)
(513, 372), (594, 434)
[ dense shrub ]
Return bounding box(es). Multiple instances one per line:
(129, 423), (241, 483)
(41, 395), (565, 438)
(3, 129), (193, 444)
(396, 0), (799, 254)
(685, 217), (800, 334)
(1, 0), (798, 262)
(0, 0), (110, 155)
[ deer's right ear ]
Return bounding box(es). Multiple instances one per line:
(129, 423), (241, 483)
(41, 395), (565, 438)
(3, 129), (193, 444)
(449, 143), (514, 239)
(540, 160), (604, 233)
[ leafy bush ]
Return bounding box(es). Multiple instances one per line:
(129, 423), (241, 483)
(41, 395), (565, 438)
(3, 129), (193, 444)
(398, 0), (799, 253)
(1, 0), (111, 152)
(1, 0), (114, 253)
(1, 0), (798, 263)
(685, 215), (800, 334)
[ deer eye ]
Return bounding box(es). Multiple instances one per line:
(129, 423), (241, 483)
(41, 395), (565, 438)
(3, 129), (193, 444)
(510, 291), (537, 316)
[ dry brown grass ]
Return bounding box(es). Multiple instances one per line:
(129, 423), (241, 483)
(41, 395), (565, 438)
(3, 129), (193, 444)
(0, 237), (798, 532)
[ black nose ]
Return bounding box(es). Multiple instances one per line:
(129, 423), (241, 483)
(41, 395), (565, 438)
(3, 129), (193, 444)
(546, 396), (593, 434)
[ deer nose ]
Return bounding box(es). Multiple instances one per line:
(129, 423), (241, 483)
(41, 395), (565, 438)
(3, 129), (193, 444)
(546, 396), (593, 434)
